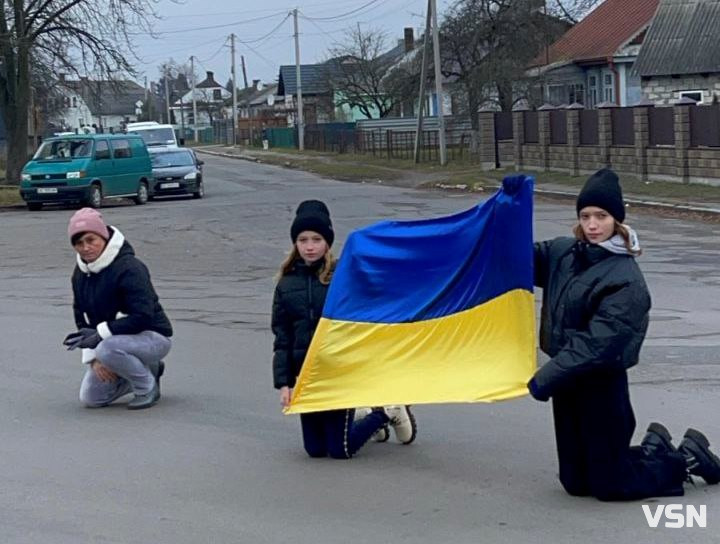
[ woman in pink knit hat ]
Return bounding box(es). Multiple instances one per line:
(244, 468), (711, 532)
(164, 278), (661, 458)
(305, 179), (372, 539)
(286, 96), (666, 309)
(63, 208), (173, 410)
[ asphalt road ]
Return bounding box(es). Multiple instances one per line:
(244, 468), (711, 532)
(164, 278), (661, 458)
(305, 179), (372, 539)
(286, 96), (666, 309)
(1, 154), (718, 543)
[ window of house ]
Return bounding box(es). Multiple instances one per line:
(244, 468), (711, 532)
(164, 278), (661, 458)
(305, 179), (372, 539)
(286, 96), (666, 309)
(603, 73), (615, 103)
(547, 84), (566, 105)
(679, 90), (704, 103)
(569, 83), (585, 105)
(213, 89), (222, 100)
(588, 76), (598, 107)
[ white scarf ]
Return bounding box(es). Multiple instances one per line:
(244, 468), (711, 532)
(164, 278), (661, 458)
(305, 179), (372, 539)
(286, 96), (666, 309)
(76, 228), (125, 274)
(598, 225), (641, 256)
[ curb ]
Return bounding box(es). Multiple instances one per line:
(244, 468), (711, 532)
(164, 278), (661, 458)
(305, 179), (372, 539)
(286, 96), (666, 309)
(157, 148), (720, 219)
(530, 187), (720, 219)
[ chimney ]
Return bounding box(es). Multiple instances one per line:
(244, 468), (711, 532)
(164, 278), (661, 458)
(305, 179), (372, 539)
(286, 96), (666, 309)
(252, 79), (260, 89)
(404, 27), (414, 53)
(59, 73), (66, 82)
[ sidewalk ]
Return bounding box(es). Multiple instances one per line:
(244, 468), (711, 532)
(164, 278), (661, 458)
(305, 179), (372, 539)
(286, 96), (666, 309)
(195, 144), (720, 220)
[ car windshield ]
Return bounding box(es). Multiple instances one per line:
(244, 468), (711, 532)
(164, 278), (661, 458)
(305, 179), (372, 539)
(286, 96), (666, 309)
(151, 150), (195, 168)
(129, 127), (176, 146)
(33, 139), (93, 160)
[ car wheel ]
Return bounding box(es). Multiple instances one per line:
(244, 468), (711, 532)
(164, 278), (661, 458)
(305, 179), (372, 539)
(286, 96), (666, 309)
(135, 182), (149, 205)
(192, 180), (204, 199)
(27, 202), (43, 211)
(86, 184), (102, 208)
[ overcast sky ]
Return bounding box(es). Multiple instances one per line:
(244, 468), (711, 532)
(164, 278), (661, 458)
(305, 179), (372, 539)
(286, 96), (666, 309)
(131, 0), (454, 88)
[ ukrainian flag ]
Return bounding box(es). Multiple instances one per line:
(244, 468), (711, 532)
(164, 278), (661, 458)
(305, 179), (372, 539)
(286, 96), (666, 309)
(287, 175), (536, 414)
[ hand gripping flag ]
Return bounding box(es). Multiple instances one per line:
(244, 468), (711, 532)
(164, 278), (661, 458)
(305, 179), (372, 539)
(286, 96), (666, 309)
(286, 175), (536, 414)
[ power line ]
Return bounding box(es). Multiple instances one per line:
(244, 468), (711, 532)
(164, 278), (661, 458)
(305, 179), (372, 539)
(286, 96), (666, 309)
(128, 11), (288, 36)
(198, 37), (230, 64)
(301, 0), (383, 21)
(240, 13), (292, 45)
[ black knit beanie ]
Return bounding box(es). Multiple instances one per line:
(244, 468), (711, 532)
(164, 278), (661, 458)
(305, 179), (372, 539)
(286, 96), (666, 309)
(576, 168), (625, 222)
(290, 200), (334, 247)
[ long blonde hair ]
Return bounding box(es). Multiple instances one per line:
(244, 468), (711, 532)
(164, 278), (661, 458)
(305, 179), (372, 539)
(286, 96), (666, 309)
(573, 221), (642, 256)
(278, 246), (336, 285)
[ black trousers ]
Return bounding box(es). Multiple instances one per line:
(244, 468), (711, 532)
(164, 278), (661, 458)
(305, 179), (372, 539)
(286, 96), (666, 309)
(551, 368), (687, 501)
(300, 409), (388, 459)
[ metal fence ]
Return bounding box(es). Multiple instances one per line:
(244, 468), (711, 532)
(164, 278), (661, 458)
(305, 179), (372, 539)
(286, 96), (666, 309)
(649, 107), (675, 146)
(550, 110), (567, 144)
(611, 108), (635, 146)
(579, 110), (599, 145)
(690, 104), (720, 147)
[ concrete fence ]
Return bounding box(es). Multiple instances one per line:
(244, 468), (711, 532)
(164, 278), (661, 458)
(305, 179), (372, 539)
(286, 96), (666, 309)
(480, 102), (720, 186)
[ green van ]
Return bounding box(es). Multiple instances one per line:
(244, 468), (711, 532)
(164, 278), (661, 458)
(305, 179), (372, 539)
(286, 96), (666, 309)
(19, 134), (153, 211)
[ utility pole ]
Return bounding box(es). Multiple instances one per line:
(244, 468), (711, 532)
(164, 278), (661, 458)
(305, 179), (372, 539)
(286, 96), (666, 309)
(231, 34), (238, 146)
(293, 8), (304, 151)
(241, 55), (249, 89)
(431, 0), (447, 165)
(191, 55), (198, 142)
(164, 72), (171, 125)
(413, 0), (432, 163)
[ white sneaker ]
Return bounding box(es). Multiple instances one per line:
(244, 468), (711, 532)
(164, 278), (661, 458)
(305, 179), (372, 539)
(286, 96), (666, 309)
(383, 405), (417, 445)
(353, 407), (390, 442)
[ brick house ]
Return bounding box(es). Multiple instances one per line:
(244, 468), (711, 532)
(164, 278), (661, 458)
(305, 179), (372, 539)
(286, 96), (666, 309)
(633, 0), (720, 105)
(528, 0), (659, 107)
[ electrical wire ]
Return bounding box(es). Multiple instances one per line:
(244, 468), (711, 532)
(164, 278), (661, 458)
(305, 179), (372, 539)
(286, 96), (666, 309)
(301, 0), (383, 22)
(129, 11), (288, 36)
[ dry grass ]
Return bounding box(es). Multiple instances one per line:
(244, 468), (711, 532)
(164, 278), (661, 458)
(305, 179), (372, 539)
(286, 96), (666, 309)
(0, 186), (23, 206)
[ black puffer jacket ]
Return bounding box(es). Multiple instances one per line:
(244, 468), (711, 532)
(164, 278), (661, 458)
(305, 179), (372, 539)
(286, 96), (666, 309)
(531, 237), (651, 398)
(72, 228), (173, 337)
(271, 259), (330, 389)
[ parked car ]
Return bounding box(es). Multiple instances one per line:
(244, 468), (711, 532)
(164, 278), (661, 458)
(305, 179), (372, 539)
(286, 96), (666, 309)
(150, 148), (204, 199)
(19, 134), (153, 211)
(126, 121), (180, 153)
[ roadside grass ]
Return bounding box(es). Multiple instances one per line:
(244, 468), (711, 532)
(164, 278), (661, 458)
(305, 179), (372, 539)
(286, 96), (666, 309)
(241, 146), (720, 202)
(248, 152), (405, 182)
(0, 185), (22, 206)
(476, 169), (720, 203)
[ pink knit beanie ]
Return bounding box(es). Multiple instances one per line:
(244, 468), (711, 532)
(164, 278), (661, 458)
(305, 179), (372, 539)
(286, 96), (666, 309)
(68, 208), (110, 243)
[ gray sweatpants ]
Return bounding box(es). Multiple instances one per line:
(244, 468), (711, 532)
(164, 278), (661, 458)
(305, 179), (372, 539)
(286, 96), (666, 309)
(79, 331), (171, 407)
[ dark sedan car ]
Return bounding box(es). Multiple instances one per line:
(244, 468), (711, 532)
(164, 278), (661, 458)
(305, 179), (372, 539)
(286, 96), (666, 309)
(150, 149), (204, 199)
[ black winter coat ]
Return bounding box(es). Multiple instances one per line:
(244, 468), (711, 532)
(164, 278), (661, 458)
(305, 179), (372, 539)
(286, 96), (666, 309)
(72, 228), (173, 337)
(271, 259), (330, 389)
(531, 237), (650, 399)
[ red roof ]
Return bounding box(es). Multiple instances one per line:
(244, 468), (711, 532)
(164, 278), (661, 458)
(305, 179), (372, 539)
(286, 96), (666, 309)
(531, 0), (659, 67)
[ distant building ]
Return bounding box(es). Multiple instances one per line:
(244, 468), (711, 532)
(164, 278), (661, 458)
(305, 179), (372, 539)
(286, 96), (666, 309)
(634, 0), (720, 105)
(528, 0), (660, 107)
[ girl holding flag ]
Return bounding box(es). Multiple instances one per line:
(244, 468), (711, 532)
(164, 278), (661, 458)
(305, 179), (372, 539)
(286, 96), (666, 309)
(271, 200), (417, 459)
(528, 169), (720, 500)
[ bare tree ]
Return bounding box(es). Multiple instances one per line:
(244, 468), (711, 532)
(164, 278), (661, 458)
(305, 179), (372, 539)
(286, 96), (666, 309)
(440, 0), (569, 124)
(0, 0), (164, 184)
(326, 27), (403, 120)
(547, 0), (602, 23)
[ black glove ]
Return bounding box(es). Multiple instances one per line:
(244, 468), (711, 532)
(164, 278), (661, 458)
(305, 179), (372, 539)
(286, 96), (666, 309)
(63, 328), (102, 350)
(527, 378), (550, 402)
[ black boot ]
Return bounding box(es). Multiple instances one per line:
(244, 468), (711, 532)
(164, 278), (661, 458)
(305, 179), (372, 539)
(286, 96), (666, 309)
(148, 360), (165, 396)
(641, 422), (676, 455)
(679, 428), (720, 485)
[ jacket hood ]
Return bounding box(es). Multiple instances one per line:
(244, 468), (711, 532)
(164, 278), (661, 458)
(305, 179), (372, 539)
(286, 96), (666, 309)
(76, 227), (133, 274)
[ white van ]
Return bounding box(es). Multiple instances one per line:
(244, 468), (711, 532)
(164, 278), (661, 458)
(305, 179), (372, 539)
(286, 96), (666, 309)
(125, 121), (179, 153)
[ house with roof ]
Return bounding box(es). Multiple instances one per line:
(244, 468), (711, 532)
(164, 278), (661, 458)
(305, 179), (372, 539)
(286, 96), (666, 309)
(59, 77), (147, 131)
(527, 0), (660, 107)
(172, 71), (232, 127)
(277, 64), (336, 125)
(633, 0), (720, 105)
(277, 29), (421, 123)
